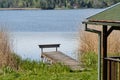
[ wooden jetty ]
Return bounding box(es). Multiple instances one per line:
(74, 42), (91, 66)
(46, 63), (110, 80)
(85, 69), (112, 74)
(38, 44), (82, 71)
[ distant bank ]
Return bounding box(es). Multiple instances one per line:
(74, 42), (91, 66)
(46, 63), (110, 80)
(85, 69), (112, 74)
(0, 8), (71, 10)
(0, 8), (41, 10)
(0, 0), (119, 10)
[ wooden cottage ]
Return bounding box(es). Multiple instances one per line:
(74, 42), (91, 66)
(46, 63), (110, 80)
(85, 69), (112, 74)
(83, 2), (120, 80)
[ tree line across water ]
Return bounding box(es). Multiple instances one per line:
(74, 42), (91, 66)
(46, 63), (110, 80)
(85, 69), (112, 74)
(0, 0), (120, 9)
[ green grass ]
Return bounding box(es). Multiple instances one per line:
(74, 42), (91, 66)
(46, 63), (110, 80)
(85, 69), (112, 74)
(0, 70), (97, 80)
(81, 51), (98, 69)
(0, 58), (98, 80)
(0, 51), (98, 80)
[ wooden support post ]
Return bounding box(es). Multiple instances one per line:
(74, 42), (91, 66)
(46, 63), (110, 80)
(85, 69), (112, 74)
(41, 48), (43, 62)
(109, 61), (112, 80)
(56, 47), (57, 52)
(119, 62), (120, 80)
(41, 48), (43, 53)
(103, 25), (108, 80)
(41, 55), (44, 62)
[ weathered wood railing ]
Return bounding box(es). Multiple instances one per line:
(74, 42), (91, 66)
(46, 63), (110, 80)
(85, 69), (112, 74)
(39, 44), (60, 53)
(38, 44), (60, 63)
(105, 57), (120, 80)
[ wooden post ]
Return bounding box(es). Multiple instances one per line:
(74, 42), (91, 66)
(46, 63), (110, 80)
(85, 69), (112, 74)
(56, 47), (58, 52)
(103, 25), (108, 80)
(109, 60), (112, 80)
(41, 48), (43, 53)
(41, 48), (43, 62)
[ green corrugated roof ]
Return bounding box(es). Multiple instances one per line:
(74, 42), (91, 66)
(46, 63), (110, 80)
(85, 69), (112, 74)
(87, 2), (120, 22)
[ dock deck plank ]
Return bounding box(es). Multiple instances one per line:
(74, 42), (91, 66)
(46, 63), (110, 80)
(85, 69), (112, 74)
(41, 51), (82, 71)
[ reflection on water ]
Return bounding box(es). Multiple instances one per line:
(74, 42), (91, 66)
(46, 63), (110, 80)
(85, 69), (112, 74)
(12, 32), (78, 60)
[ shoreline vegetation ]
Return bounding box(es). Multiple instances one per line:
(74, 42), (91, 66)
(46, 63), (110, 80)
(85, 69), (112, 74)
(0, 8), (83, 11)
(0, 0), (120, 10)
(0, 8), (41, 10)
(0, 26), (98, 80)
(0, 28), (97, 80)
(0, 7), (101, 11)
(0, 8), (73, 10)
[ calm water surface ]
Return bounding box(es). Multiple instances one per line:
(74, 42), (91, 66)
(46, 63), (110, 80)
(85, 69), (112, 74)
(0, 9), (103, 60)
(12, 32), (78, 60)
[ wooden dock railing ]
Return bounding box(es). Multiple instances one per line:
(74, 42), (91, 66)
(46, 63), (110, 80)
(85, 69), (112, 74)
(39, 44), (60, 53)
(105, 57), (120, 80)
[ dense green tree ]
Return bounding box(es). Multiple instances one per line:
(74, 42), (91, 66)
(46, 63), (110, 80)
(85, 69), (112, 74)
(0, 0), (120, 9)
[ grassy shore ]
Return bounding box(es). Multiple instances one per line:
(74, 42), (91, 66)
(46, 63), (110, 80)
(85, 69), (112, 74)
(0, 59), (97, 80)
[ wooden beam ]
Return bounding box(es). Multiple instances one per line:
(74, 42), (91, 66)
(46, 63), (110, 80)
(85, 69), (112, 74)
(39, 44), (60, 52)
(113, 26), (120, 30)
(107, 27), (114, 37)
(39, 44), (60, 48)
(107, 26), (120, 37)
(83, 21), (120, 27)
(103, 25), (108, 80)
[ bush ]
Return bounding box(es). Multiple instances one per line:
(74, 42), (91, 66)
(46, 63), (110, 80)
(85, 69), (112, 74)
(81, 51), (98, 69)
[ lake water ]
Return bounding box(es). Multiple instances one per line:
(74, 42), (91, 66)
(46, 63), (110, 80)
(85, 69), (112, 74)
(0, 9), (103, 60)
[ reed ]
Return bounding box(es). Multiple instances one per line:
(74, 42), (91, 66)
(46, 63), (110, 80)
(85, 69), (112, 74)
(79, 25), (120, 56)
(0, 27), (19, 69)
(78, 25), (120, 68)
